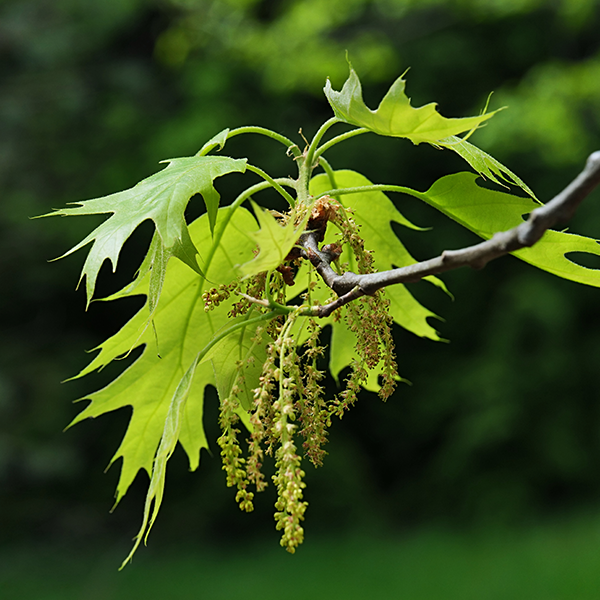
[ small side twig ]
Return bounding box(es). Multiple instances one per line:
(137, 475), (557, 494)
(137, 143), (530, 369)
(303, 286), (364, 318)
(237, 292), (271, 308)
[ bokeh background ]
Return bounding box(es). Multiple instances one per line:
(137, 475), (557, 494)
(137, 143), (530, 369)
(3, 0), (600, 597)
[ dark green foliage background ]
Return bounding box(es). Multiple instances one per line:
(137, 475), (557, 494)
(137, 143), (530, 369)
(2, 0), (600, 551)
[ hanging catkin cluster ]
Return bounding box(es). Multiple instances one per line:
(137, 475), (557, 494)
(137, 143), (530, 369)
(213, 201), (399, 552)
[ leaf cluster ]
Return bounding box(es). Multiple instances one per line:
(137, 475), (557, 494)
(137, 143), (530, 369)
(45, 63), (600, 566)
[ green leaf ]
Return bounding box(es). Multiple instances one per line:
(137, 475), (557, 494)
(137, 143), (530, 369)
(206, 312), (271, 412)
(310, 170), (445, 341)
(422, 172), (600, 286)
(120, 351), (201, 570)
(236, 201), (309, 277)
(308, 169), (446, 394)
(69, 207), (261, 505)
(43, 155), (247, 306)
(324, 64), (499, 144)
(433, 136), (537, 200)
(118, 307), (275, 567)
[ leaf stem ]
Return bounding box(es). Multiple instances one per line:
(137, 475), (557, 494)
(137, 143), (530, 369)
(197, 310), (282, 364)
(315, 183), (428, 203)
(264, 270), (275, 306)
(295, 118), (341, 206)
(237, 291), (297, 315)
(317, 156), (338, 189)
(228, 126), (302, 157)
(305, 117), (340, 170)
(314, 127), (369, 158)
(246, 164), (297, 207)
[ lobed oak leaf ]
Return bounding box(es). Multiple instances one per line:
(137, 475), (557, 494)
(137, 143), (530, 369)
(310, 170), (446, 393)
(423, 172), (600, 286)
(311, 170), (445, 341)
(42, 155), (247, 307)
(324, 64), (500, 144)
(68, 207), (260, 507)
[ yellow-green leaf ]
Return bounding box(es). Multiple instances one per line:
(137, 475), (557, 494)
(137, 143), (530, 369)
(423, 172), (600, 286)
(236, 201), (309, 277)
(310, 169), (445, 341)
(69, 207), (260, 505)
(433, 136), (537, 200)
(324, 64), (499, 144)
(42, 155), (247, 307)
(207, 313), (271, 412)
(120, 351), (201, 569)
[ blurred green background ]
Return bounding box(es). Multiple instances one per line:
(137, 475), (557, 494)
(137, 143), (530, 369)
(2, 0), (600, 597)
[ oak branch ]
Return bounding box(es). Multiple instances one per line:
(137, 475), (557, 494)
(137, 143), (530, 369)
(300, 151), (600, 318)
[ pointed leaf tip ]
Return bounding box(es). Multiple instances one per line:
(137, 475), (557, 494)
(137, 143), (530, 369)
(434, 136), (537, 201)
(197, 128), (230, 156)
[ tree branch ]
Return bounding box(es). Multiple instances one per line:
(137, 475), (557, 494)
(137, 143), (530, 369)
(301, 151), (600, 316)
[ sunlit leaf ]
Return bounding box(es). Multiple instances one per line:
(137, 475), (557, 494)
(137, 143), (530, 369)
(118, 305), (270, 567)
(120, 351), (201, 569)
(68, 208), (259, 505)
(324, 64), (500, 144)
(42, 155), (247, 307)
(433, 136), (537, 200)
(236, 201), (309, 277)
(311, 170), (446, 340)
(423, 172), (600, 286)
(207, 313), (271, 412)
(309, 169), (446, 393)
